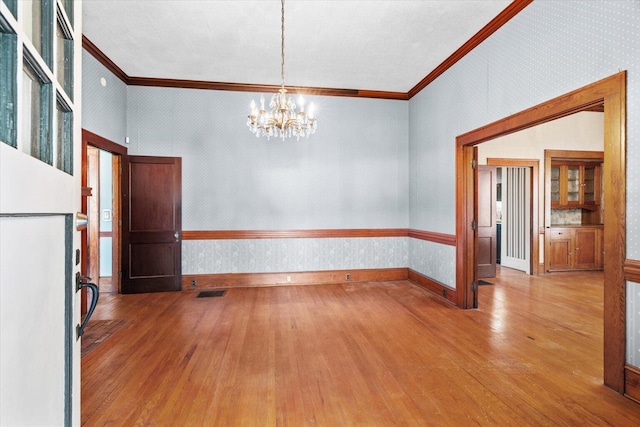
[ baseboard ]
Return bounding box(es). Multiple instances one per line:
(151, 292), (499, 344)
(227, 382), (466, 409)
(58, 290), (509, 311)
(182, 268), (409, 290)
(625, 364), (640, 404)
(98, 276), (114, 293)
(407, 269), (457, 305)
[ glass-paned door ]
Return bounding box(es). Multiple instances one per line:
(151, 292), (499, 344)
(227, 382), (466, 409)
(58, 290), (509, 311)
(566, 165), (580, 203)
(56, 98), (72, 174)
(0, 30), (17, 147)
(21, 0), (53, 67)
(56, 18), (73, 100)
(22, 59), (52, 165)
(583, 165), (596, 203)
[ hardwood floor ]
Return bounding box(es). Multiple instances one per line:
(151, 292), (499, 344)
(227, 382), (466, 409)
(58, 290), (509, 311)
(81, 267), (640, 426)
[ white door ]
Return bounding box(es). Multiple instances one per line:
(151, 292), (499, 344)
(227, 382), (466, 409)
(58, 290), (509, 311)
(0, 1), (82, 425)
(501, 167), (531, 274)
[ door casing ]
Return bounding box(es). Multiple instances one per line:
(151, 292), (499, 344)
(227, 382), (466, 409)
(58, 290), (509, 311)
(456, 72), (626, 393)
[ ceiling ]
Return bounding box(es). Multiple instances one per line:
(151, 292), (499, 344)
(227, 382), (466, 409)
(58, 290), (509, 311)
(82, 0), (514, 94)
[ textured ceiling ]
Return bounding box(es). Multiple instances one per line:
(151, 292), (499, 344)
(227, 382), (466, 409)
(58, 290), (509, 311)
(82, 0), (513, 93)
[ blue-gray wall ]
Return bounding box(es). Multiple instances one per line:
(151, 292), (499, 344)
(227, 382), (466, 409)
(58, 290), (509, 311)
(126, 86), (409, 230)
(82, 52), (127, 144)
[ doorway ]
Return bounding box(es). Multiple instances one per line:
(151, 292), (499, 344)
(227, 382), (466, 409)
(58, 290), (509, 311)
(455, 72), (626, 392)
(81, 130), (127, 301)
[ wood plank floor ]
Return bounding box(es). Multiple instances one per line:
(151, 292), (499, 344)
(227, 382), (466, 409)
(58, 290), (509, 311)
(81, 267), (640, 426)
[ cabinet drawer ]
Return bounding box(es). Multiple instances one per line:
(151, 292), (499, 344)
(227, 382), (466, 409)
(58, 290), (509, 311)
(549, 229), (569, 239)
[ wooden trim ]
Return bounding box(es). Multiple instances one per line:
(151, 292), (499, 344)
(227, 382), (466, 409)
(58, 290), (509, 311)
(407, 0), (533, 99)
(112, 154), (122, 293)
(182, 228), (409, 240)
(182, 228), (457, 245)
(98, 276), (115, 293)
(456, 71), (627, 393)
(408, 229), (456, 246)
(82, 129), (127, 294)
(408, 269), (457, 305)
(182, 268), (408, 290)
(625, 364), (640, 404)
(624, 259), (640, 283)
(82, 36), (128, 84)
(87, 146), (100, 282)
(82, 129), (128, 155)
(99, 231), (113, 238)
(127, 77), (408, 100)
(544, 149), (605, 161)
(486, 158), (540, 275)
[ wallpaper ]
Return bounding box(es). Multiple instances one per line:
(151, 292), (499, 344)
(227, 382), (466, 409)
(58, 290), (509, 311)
(81, 53), (127, 145)
(183, 237), (408, 275)
(126, 86), (409, 231)
(409, 238), (456, 289)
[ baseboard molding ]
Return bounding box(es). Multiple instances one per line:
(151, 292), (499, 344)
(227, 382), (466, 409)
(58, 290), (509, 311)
(407, 269), (457, 305)
(182, 268), (409, 290)
(625, 364), (640, 403)
(98, 276), (114, 293)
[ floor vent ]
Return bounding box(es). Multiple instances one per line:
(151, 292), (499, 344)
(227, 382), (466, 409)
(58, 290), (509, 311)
(197, 290), (227, 298)
(478, 280), (493, 286)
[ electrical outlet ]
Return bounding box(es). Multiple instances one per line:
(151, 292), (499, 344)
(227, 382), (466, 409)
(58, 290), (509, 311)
(287, 275), (291, 283)
(442, 288), (447, 298)
(346, 273), (350, 280)
(191, 280), (197, 287)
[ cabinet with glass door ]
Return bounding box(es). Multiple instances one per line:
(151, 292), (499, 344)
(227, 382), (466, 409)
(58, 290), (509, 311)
(550, 161), (601, 210)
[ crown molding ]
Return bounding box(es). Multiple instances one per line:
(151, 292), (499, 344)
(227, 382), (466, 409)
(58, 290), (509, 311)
(82, 0), (532, 101)
(407, 0), (533, 99)
(82, 35), (128, 83)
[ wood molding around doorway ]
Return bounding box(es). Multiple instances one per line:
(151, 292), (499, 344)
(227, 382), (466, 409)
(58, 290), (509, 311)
(82, 130), (128, 294)
(455, 72), (627, 394)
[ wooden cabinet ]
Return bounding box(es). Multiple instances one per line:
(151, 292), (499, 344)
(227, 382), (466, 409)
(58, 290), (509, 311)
(550, 161), (601, 209)
(547, 226), (603, 271)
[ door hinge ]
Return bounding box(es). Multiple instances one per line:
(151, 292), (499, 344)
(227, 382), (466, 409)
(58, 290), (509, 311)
(472, 281), (478, 292)
(471, 220), (478, 230)
(471, 159), (477, 169)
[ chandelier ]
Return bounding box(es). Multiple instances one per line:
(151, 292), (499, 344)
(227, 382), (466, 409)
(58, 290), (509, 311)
(247, 0), (317, 140)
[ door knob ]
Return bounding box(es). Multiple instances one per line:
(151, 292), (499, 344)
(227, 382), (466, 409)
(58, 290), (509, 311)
(75, 212), (88, 231)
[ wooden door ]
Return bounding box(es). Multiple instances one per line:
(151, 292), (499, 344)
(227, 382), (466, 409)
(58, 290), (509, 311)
(548, 230), (572, 271)
(574, 228), (598, 269)
(122, 156), (182, 294)
(477, 166), (497, 278)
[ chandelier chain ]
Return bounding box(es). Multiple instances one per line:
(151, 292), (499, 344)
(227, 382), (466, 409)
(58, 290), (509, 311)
(281, 0), (285, 88)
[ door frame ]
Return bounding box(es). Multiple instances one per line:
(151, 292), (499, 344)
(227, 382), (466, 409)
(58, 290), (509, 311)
(81, 130), (127, 295)
(456, 72), (626, 393)
(487, 158), (539, 276)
